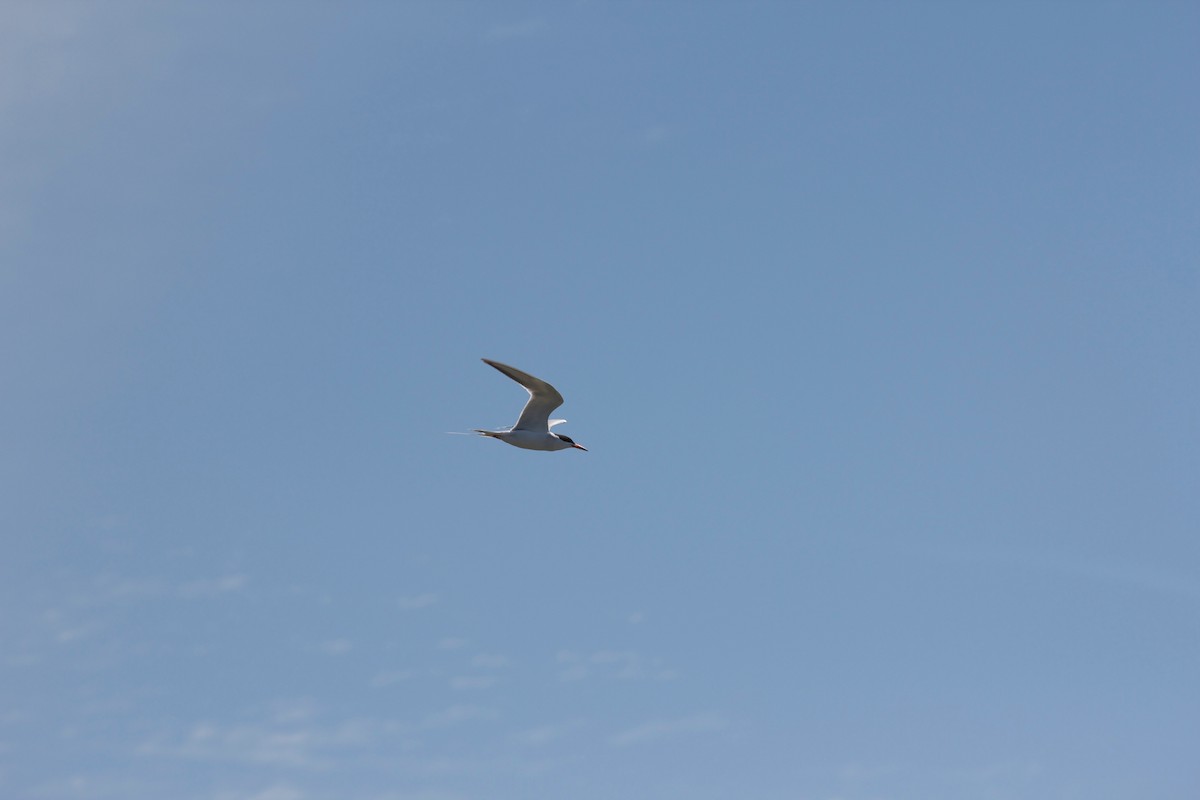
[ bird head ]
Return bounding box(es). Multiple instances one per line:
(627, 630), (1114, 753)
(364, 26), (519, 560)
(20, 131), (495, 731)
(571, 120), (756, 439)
(555, 434), (587, 451)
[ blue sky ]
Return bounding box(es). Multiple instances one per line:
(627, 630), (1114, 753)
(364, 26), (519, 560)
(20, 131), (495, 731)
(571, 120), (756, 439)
(3, 2), (1198, 799)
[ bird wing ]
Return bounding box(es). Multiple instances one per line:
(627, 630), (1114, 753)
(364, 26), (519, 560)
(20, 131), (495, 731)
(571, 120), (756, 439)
(482, 359), (564, 432)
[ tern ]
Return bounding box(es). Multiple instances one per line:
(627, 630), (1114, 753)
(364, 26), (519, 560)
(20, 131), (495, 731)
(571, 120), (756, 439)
(473, 359), (588, 452)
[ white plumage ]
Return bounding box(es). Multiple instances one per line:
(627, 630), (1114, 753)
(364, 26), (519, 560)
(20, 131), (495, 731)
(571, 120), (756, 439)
(473, 359), (587, 452)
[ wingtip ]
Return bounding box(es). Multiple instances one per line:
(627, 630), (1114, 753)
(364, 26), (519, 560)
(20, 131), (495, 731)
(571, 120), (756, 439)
(481, 358), (516, 375)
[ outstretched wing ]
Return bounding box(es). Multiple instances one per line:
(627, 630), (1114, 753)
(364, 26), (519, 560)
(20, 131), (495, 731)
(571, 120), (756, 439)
(482, 359), (564, 432)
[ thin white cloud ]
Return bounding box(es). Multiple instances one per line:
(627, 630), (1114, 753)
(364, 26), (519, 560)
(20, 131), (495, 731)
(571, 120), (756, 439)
(269, 700), (317, 725)
(364, 792), (469, 800)
(609, 713), (727, 748)
(319, 639), (352, 656)
(55, 627), (92, 643)
(556, 649), (677, 682)
(450, 675), (497, 691)
(140, 722), (319, 769)
(557, 663), (589, 682)
(370, 670), (413, 688)
(213, 786), (305, 800)
(80, 573), (248, 605)
(511, 720), (584, 747)
(398, 593), (438, 610)
(255, 789), (305, 800)
(589, 650), (639, 677)
(5, 650), (39, 667)
(138, 714), (408, 770)
(0, 2), (166, 239)
(98, 577), (166, 599)
(642, 125), (670, 145)
(436, 637), (468, 650)
(29, 773), (165, 799)
(177, 574), (248, 598)
(422, 704), (496, 729)
(0, 2), (91, 112)
(26, 571), (248, 662)
(40, 608), (99, 645)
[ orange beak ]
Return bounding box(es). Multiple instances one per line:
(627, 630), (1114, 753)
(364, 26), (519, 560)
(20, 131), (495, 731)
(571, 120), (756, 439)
(572, 443), (588, 451)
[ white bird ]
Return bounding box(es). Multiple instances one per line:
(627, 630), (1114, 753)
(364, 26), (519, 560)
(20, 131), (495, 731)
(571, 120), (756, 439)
(473, 359), (588, 452)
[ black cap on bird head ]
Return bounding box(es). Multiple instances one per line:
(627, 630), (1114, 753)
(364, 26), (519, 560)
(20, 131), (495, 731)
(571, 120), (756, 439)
(555, 433), (587, 451)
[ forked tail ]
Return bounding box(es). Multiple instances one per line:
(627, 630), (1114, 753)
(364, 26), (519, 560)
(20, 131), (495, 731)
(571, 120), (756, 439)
(472, 429), (504, 439)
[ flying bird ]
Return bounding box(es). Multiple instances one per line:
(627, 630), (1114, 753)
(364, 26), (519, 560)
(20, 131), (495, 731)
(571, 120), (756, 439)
(473, 359), (587, 452)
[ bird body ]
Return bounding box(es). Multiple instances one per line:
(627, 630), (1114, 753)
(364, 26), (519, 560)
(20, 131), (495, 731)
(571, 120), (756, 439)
(474, 427), (578, 451)
(473, 359), (587, 452)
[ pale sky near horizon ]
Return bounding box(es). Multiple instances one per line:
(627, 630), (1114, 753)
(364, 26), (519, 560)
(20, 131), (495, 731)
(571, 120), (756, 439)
(3, 3), (1199, 799)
